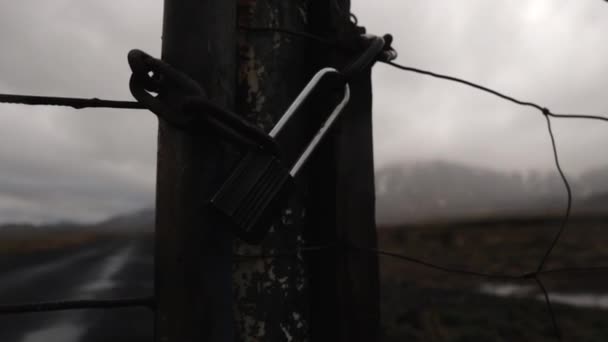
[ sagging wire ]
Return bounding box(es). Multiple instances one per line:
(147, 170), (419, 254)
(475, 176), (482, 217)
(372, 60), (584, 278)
(0, 94), (144, 110)
(0, 297), (155, 315)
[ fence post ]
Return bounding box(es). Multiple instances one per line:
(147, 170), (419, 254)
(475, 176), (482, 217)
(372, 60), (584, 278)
(155, 1), (236, 341)
(231, 1), (316, 341)
(306, 2), (381, 341)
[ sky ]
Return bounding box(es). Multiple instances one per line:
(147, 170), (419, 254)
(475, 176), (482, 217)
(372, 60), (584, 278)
(0, 1), (606, 224)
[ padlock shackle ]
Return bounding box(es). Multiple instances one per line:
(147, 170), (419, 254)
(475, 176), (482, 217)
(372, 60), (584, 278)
(269, 68), (342, 138)
(290, 84), (350, 176)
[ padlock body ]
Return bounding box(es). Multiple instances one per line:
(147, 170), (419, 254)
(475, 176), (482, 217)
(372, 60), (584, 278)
(210, 150), (294, 243)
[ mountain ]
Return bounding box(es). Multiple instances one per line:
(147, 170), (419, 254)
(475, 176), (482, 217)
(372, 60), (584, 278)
(2, 161), (604, 229)
(93, 208), (154, 232)
(375, 161), (608, 225)
(89, 163), (608, 228)
(583, 192), (608, 211)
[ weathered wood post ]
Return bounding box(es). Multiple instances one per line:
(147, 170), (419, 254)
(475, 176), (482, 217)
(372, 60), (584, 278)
(233, 1), (380, 341)
(232, 1), (314, 340)
(306, 1), (381, 340)
(154, 1), (379, 340)
(155, 1), (236, 341)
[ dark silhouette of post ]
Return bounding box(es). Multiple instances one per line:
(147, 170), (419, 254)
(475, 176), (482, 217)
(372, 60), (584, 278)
(155, 1), (236, 341)
(232, 1), (314, 340)
(154, 1), (378, 341)
(307, 1), (381, 341)
(233, 1), (379, 340)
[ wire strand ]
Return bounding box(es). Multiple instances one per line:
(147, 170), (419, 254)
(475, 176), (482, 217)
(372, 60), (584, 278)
(534, 276), (562, 340)
(539, 266), (608, 275)
(548, 112), (608, 122)
(237, 243), (608, 282)
(353, 245), (522, 280)
(382, 61), (608, 122)
(536, 115), (573, 273)
(0, 297), (155, 315)
(0, 93), (144, 110)
(238, 26), (337, 46)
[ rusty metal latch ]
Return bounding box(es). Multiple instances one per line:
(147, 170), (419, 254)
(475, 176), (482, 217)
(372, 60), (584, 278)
(128, 52), (350, 243)
(210, 68), (350, 243)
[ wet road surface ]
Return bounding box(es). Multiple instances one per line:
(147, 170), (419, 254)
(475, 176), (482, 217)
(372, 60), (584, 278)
(0, 238), (154, 342)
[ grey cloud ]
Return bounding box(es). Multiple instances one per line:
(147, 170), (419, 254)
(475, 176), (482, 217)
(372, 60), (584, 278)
(1, 1), (607, 224)
(354, 1), (608, 174)
(0, 1), (162, 223)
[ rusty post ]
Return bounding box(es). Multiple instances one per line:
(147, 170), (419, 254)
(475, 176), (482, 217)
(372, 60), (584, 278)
(155, 1), (236, 341)
(232, 1), (314, 340)
(306, 1), (381, 340)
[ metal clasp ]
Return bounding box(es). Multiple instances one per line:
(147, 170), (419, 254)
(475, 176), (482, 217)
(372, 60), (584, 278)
(210, 68), (350, 243)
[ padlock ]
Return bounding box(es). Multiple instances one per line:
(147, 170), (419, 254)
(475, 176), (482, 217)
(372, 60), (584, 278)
(128, 50), (351, 243)
(210, 68), (351, 243)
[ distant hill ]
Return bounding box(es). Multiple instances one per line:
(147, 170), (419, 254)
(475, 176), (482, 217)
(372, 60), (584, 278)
(583, 192), (608, 211)
(94, 208), (154, 232)
(0, 208), (155, 235)
(375, 161), (608, 225)
(2, 161), (605, 229)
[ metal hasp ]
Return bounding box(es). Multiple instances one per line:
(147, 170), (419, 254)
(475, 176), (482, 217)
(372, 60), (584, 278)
(128, 49), (278, 153)
(210, 68), (350, 243)
(127, 49), (349, 244)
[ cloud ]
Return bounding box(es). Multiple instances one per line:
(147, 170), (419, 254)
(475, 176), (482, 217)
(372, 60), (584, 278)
(0, 0), (607, 223)
(353, 0), (608, 173)
(0, 0), (162, 223)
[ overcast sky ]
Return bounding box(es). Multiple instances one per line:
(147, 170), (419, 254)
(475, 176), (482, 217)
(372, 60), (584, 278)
(0, 1), (606, 224)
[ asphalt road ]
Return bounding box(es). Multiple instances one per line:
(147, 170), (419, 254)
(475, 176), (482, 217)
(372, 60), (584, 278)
(0, 237), (154, 342)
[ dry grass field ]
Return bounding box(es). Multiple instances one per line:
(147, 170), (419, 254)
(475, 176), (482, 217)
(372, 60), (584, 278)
(378, 216), (608, 341)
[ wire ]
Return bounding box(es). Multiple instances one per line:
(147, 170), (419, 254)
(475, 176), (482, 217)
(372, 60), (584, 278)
(0, 297), (155, 315)
(534, 276), (562, 340)
(0, 22), (604, 341)
(238, 26), (337, 46)
(536, 115), (573, 273)
(382, 61), (608, 122)
(354, 244), (569, 340)
(340, 36), (387, 79)
(239, 243), (608, 281)
(547, 112), (608, 122)
(539, 266), (608, 275)
(380, 60), (608, 274)
(239, 26), (397, 66)
(353, 245), (522, 280)
(0, 93), (144, 110)
(383, 62), (547, 109)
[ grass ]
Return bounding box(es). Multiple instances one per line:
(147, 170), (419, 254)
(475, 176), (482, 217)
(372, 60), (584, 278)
(378, 217), (608, 341)
(0, 231), (104, 255)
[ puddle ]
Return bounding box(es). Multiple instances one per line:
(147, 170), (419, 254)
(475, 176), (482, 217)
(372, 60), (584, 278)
(538, 292), (608, 309)
(18, 243), (137, 342)
(480, 283), (608, 310)
(479, 283), (535, 298)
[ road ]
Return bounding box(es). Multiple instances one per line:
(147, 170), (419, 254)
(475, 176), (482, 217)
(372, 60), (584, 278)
(0, 237), (154, 342)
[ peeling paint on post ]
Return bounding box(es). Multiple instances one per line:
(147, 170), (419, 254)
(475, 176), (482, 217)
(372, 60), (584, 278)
(234, 0), (313, 341)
